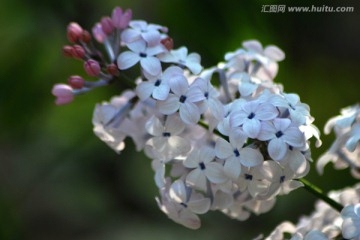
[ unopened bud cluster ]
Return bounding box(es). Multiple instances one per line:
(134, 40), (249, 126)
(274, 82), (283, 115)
(53, 6), (321, 229)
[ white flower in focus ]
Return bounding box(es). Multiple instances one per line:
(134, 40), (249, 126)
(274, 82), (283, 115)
(215, 131), (264, 179)
(136, 66), (183, 101)
(146, 115), (191, 161)
(192, 77), (224, 121)
(121, 20), (167, 46)
(258, 118), (305, 161)
(156, 74), (204, 124)
(230, 100), (278, 139)
(270, 93), (310, 125)
(159, 46), (203, 74)
(341, 204), (360, 239)
(117, 39), (165, 76)
(217, 99), (246, 136)
(183, 146), (227, 191)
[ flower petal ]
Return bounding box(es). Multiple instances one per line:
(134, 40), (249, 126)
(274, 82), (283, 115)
(224, 156), (241, 179)
(117, 51), (140, 70)
(268, 138), (287, 161)
(140, 56), (161, 76)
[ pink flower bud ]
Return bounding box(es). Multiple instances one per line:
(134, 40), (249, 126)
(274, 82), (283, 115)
(84, 59), (101, 77)
(51, 84), (74, 105)
(81, 30), (91, 43)
(92, 23), (106, 43)
(100, 17), (114, 35)
(68, 75), (84, 89)
(67, 22), (83, 43)
(106, 63), (119, 76)
(62, 45), (74, 57)
(161, 37), (174, 51)
(112, 7), (132, 29)
(71, 45), (85, 59)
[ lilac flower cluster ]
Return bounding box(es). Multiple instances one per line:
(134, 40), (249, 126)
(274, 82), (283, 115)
(52, 6), (321, 229)
(317, 104), (360, 178)
(262, 183), (360, 240)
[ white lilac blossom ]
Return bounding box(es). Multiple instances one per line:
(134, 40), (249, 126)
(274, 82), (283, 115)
(156, 72), (204, 124)
(230, 100), (278, 139)
(55, 6), (326, 232)
(264, 184), (360, 240)
(117, 39), (165, 76)
(215, 131), (264, 179)
(159, 46), (203, 74)
(341, 204), (360, 239)
(258, 118), (306, 161)
(145, 115), (191, 161)
(183, 146), (227, 191)
(136, 66), (183, 101)
(317, 104), (360, 178)
(121, 20), (168, 46)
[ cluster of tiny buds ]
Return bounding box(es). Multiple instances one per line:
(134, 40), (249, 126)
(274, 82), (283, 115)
(53, 7), (138, 105)
(54, 6), (324, 230)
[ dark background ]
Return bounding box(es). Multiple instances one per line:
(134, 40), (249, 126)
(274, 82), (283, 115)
(1, 0), (359, 239)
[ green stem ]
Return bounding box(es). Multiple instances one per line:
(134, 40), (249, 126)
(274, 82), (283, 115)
(299, 178), (343, 212)
(198, 120), (227, 140)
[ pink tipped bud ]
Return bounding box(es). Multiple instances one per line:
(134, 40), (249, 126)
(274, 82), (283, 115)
(107, 63), (119, 76)
(100, 17), (114, 35)
(81, 30), (91, 43)
(62, 45), (74, 57)
(52, 84), (74, 105)
(67, 22), (83, 43)
(112, 7), (132, 29)
(161, 37), (174, 51)
(68, 75), (84, 89)
(92, 23), (106, 43)
(84, 59), (101, 77)
(71, 45), (85, 59)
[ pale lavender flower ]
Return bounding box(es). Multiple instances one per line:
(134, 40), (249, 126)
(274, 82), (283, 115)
(230, 100), (278, 139)
(341, 204), (360, 239)
(183, 146), (227, 191)
(159, 47), (203, 74)
(136, 66), (183, 101)
(117, 39), (165, 76)
(121, 20), (167, 46)
(156, 73), (205, 124)
(215, 131), (264, 179)
(145, 115), (191, 161)
(258, 118), (305, 161)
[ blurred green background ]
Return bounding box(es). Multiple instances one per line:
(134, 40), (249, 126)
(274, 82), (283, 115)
(1, 0), (359, 239)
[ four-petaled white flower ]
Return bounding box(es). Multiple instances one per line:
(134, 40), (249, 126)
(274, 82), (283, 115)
(121, 20), (168, 46)
(183, 146), (227, 191)
(159, 47), (203, 74)
(146, 115), (191, 161)
(215, 130), (264, 179)
(136, 66), (183, 101)
(230, 100), (278, 139)
(156, 73), (205, 124)
(169, 179), (211, 215)
(258, 118), (305, 161)
(259, 161), (303, 199)
(192, 77), (224, 121)
(117, 39), (165, 76)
